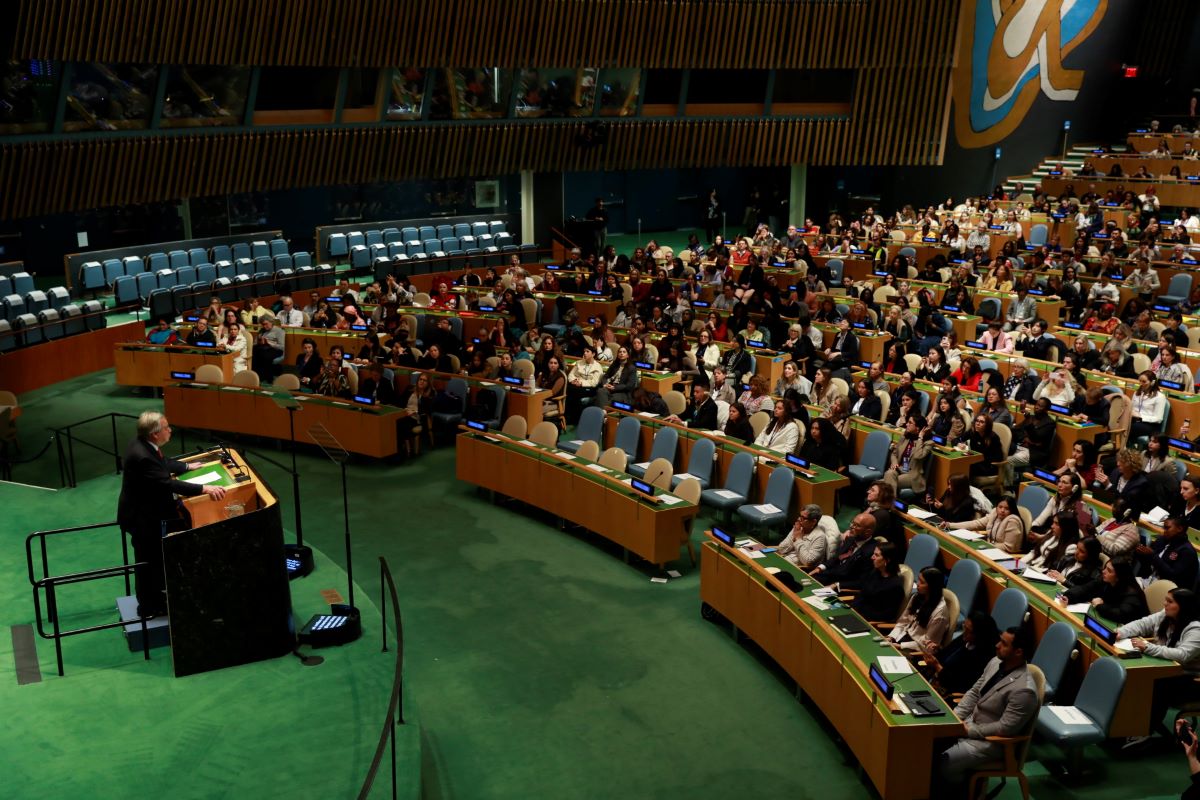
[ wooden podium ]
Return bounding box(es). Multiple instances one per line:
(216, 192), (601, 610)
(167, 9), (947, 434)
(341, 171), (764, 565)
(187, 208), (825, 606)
(163, 448), (294, 677)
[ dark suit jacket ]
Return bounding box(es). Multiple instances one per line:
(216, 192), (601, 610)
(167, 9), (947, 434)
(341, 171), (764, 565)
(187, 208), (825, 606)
(850, 393), (883, 421)
(116, 438), (203, 538)
(682, 397), (719, 430)
(830, 330), (860, 364)
(818, 536), (875, 585)
(359, 376), (397, 406)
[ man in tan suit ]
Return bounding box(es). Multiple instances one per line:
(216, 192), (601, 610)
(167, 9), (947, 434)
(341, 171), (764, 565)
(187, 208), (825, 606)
(936, 626), (1040, 794)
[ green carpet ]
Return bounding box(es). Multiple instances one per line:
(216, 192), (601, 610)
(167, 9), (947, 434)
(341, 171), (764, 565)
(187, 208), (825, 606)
(1, 370), (1195, 798)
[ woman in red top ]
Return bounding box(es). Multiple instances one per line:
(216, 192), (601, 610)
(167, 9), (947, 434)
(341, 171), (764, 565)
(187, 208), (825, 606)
(430, 281), (456, 310)
(705, 311), (729, 343)
(951, 355), (984, 393)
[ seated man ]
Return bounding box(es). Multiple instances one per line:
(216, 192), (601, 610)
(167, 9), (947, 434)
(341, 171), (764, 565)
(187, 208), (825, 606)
(1015, 320), (1056, 362)
(1134, 516), (1200, 588)
(250, 316), (286, 383)
(758, 504), (841, 569)
(356, 363), (396, 405)
(185, 317), (216, 346)
(809, 513), (876, 585)
(935, 627), (1040, 797)
(666, 377), (718, 430)
(276, 295), (306, 327)
(565, 345), (605, 424)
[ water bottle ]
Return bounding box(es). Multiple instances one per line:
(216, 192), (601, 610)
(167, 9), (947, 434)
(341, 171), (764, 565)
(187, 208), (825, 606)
(526, 373), (535, 393)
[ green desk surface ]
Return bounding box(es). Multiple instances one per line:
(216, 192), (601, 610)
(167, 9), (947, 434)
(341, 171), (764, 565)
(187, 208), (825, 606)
(177, 461), (235, 488)
(172, 382), (407, 416)
(708, 540), (957, 723)
(461, 431), (696, 510)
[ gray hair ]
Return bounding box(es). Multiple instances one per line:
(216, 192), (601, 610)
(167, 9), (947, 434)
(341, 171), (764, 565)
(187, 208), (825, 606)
(802, 504), (822, 521)
(136, 410), (166, 440)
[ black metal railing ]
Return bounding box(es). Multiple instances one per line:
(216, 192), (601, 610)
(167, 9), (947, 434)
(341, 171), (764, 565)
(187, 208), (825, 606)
(357, 556), (408, 800)
(26, 520), (152, 676)
(50, 412), (195, 488)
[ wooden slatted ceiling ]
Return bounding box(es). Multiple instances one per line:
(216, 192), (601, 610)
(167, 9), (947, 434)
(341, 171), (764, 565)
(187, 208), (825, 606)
(13, 0), (888, 69)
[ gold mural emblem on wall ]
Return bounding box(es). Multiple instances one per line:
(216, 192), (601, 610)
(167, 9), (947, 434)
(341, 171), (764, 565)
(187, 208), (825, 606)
(953, 0), (1108, 148)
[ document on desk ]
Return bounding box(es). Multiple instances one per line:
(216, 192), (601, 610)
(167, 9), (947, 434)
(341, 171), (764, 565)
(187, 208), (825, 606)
(637, 411), (659, 417)
(802, 595), (830, 611)
(583, 463), (608, 473)
(977, 547), (1017, 565)
(1140, 506), (1170, 525)
(1114, 638), (1135, 653)
(740, 547), (766, 560)
(907, 506), (938, 520)
(632, 461), (650, 471)
(674, 472), (698, 482)
(754, 503), (782, 514)
(518, 439), (538, 447)
(711, 489), (741, 499)
(566, 439), (584, 447)
(658, 494), (684, 506)
(555, 451), (577, 460)
(1066, 602), (1092, 614)
(877, 656), (913, 675)
(183, 470), (222, 485)
(948, 530), (985, 541)
(1045, 706), (1093, 726)
(1021, 568), (1057, 584)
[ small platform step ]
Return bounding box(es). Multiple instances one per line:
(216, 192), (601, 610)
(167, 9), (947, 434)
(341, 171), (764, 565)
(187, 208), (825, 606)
(116, 595), (171, 652)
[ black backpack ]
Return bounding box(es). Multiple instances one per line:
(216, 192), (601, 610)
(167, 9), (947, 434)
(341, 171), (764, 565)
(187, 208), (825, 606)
(465, 389), (498, 422)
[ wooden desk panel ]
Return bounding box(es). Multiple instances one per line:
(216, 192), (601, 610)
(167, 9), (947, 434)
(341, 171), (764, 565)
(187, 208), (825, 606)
(114, 344), (236, 387)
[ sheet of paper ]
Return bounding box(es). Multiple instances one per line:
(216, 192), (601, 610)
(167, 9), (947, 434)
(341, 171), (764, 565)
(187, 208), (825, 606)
(637, 411), (658, 417)
(978, 547), (1017, 562)
(811, 587), (837, 597)
(907, 506), (938, 520)
(837, 629), (871, 639)
(755, 503), (782, 514)
(741, 548), (766, 560)
(674, 472), (698, 482)
(1021, 568), (1057, 584)
(183, 471), (221, 485)
(1045, 705), (1093, 726)
(877, 656), (913, 675)
(1114, 638), (1135, 652)
(1066, 602), (1092, 614)
(619, 478), (633, 486)
(583, 463), (608, 473)
(518, 439), (537, 447)
(555, 452), (577, 460)
(633, 461), (650, 470)
(801, 595), (830, 611)
(1140, 506), (1170, 525)
(948, 530), (984, 541)
(568, 439), (584, 446)
(712, 489), (742, 499)
(222, 386), (246, 392)
(709, 429), (727, 437)
(658, 494), (684, 505)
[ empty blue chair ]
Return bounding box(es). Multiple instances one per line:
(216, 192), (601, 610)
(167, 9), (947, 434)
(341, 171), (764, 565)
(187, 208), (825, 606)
(235, 257), (254, 277)
(489, 220), (505, 235)
(232, 243), (251, 261)
(992, 587), (1029, 631)
(156, 268), (177, 289)
(103, 259), (123, 286)
(147, 288), (174, 322)
(113, 276), (138, 305)
(1028, 223), (1048, 246)
(431, 377), (469, 432)
(175, 265), (196, 286)
(460, 234), (477, 251)
(350, 245), (370, 270)
(274, 268), (295, 295)
(168, 250), (189, 269)
(147, 252), (169, 272)
(232, 275), (254, 301)
(212, 276), (236, 304)
(46, 286), (70, 311)
(253, 255), (274, 275)
(826, 258), (844, 285)
(477, 233), (495, 249)
(365, 230), (383, 247)
(613, 416), (642, 461)
(294, 266), (317, 291)
(1036, 657), (1125, 774)
(471, 221), (488, 237)
(188, 247), (208, 266)
(14, 313), (42, 345)
(388, 243), (406, 259)
(123, 255), (145, 275)
(346, 232), (365, 250)
(848, 429), (891, 487)
(0, 319), (15, 351)
(274, 254), (293, 272)
(2, 294), (26, 320)
(24, 290), (48, 315)
(1161, 274), (1193, 307)
(215, 260), (235, 281)
(1031, 621), (1078, 702)
(494, 232), (514, 249)
(476, 385), (506, 429)
(78, 262), (104, 292)
(559, 407), (605, 453)
(436, 224), (453, 239)
(293, 252), (312, 269)
(251, 240), (270, 260)
(946, 559), (982, 624)
(327, 233), (348, 257)
(418, 225), (436, 241)
(270, 238), (288, 257)
(250, 275), (271, 297)
(1017, 484), (1050, 520)
(519, 243), (538, 263)
(79, 300), (106, 330)
(212, 245), (232, 263)
(441, 237), (460, 252)
(898, 246), (916, 259)
(196, 263), (216, 284)
(629, 427), (678, 478)
(38, 308), (64, 339)
(315, 264), (336, 286)
(381, 227), (401, 244)
(405, 241), (424, 257)
(0, 276), (9, 297)
(903, 533), (939, 574)
(401, 226), (419, 242)
(671, 437), (716, 489)
(737, 466), (795, 532)
(135, 272), (157, 300)
(60, 304), (86, 336)
(170, 284), (193, 314)
(422, 238), (441, 254)
(701, 451), (756, 518)
(369, 244), (388, 262)
(454, 223), (471, 239)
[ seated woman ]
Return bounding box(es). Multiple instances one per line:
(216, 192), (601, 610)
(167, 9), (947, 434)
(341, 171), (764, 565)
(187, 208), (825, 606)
(950, 355), (984, 393)
(1045, 534), (1103, 590)
(397, 372), (435, 456)
(961, 413), (1004, 483)
(737, 375), (773, 416)
(822, 396), (852, 440)
(294, 337), (323, 390)
(914, 345), (951, 383)
(1061, 557), (1150, 624)
(755, 399), (801, 454)
(1030, 473), (1093, 537)
(417, 343), (452, 373)
(799, 417), (847, 473)
(772, 360), (811, 398)
(1094, 498), (1141, 558)
(1026, 510), (1082, 572)
(943, 495), (1025, 553)
(722, 402), (755, 445)
(848, 379), (883, 421)
(1116, 587), (1200, 741)
(886, 567), (949, 652)
(921, 612), (1001, 696)
(927, 474), (977, 523)
(315, 345), (351, 397)
(593, 346), (639, 408)
(536, 355), (567, 421)
(926, 393), (965, 442)
(1053, 439), (1100, 485)
(840, 542), (905, 624)
(978, 386), (1013, 428)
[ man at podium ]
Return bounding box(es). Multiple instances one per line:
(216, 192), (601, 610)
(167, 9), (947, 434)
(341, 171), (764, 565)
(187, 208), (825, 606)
(117, 411), (226, 616)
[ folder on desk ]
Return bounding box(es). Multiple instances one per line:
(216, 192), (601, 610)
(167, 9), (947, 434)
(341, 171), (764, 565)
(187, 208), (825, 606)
(829, 615), (872, 638)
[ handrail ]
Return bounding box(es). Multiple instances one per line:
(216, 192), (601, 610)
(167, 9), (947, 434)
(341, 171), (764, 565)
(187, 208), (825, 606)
(48, 411), (200, 488)
(25, 520), (152, 676)
(358, 556), (407, 800)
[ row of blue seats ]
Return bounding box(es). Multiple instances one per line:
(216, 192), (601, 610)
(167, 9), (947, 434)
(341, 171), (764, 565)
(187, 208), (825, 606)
(327, 221), (506, 258)
(0, 272), (35, 299)
(76, 238), (293, 293)
(141, 264), (339, 321)
(345, 233), (516, 269)
(1, 286), (72, 322)
(362, 241), (535, 274)
(0, 300), (107, 352)
(107, 254), (317, 306)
